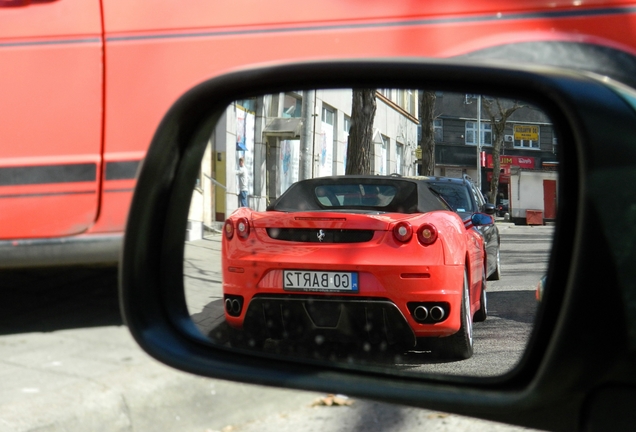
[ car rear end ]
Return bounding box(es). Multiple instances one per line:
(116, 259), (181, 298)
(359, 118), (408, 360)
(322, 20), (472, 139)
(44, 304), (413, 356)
(222, 207), (467, 346)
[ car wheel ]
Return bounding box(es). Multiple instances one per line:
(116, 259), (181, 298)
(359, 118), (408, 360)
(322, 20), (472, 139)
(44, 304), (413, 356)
(435, 269), (474, 360)
(473, 268), (487, 322)
(488, 248), (501, 281)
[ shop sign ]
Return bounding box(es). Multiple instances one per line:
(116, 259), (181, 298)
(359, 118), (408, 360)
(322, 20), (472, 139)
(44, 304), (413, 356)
(514, 125), (539, 141)
(485, 155), (535, 169)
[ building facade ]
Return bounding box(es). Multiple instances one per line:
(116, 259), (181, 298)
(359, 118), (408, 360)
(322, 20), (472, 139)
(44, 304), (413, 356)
(187, 89), (419, 239)
(186, 91), (558, 240)
(427, 92), (558, 218)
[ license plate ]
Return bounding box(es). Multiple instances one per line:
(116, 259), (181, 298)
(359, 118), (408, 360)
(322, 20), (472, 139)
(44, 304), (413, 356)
(283, 270), (359, 293)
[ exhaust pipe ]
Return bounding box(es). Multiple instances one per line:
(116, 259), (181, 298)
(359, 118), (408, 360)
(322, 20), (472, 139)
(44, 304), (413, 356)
(225, 298), (242, 316)
(430, 306), (445, 321)
(231, 299), (241, 315)
(413, 305), (429, 321)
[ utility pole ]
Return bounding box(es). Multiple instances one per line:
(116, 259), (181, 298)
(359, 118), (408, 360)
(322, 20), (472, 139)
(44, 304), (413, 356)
(300, 90), (315, 180)
(476, 95), (482, 190)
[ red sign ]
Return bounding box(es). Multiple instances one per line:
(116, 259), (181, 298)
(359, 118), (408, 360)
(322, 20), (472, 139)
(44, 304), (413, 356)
(485, 155), (535, 169)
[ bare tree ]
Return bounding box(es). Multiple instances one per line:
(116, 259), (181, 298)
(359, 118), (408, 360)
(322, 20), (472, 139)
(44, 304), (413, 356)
(418, 90), (436, 175)
(483, 98), (524, 203)
(346, 89), (376, 175)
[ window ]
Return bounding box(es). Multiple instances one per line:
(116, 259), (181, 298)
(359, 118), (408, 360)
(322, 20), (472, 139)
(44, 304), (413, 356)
(428, 183), (476, 213)
(513, 125), (540, 149)
(418, 119), (441, 143)
(396, 144), (403, 175)
(314, 183), (398, 209)
(380, 134), (389, 176)
(342, 115), (350, 173)
(282, 93), (302, 118)
(194, 167), (203, 191)
(470, 183), (486, 207)
(236, 98), (256, 113)
(465, 121), (492, 146)
(514, 139), (540, 149)
(434, 119), (443, 142)
(398, 89), (417, 116)
(322, 106), (334, 125)
(267, 93), (280, 117)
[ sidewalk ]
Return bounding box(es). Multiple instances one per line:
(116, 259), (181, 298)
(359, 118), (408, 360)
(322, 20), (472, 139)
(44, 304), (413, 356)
(0, 231), (550, 431)
(0, 324), (539, 432)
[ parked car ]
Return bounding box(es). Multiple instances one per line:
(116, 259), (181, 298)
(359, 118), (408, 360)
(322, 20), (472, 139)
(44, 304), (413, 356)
(10, 1), (636, 431)
(497, 200), (509, 217)
(222, 175), (491, 359)
(422, 176), (501, 280)
(6, 0), (634, 270)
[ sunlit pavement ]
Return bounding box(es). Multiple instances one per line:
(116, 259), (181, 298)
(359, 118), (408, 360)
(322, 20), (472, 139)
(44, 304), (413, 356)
(0, 252), (542, 431)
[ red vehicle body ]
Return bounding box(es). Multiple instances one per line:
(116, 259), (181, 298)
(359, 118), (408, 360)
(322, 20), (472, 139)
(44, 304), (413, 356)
(222, 176), (490, 358)
(3, 1), (636, 267)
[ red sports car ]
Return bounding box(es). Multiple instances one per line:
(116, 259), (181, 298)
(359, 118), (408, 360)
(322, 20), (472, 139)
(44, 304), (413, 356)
(222, 175), (491, 359)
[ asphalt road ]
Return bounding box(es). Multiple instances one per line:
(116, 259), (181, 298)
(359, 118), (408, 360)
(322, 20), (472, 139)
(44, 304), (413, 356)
(0, 222), (550, 431)
(186, 223), (552, 378)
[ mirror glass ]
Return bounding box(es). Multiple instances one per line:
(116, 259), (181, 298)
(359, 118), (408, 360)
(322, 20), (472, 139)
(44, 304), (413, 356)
(183, 89), (557, 377)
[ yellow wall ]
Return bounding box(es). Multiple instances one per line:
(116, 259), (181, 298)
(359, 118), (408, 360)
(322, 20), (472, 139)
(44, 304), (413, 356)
(215, 152), (226, 221)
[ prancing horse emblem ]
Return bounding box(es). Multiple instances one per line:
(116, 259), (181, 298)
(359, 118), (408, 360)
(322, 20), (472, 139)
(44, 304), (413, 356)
(317, 229), (325, 242)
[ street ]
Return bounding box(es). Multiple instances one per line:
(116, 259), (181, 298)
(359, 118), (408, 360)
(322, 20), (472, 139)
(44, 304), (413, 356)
(185, 222), (551, 378)
(0, 223), (551, 431)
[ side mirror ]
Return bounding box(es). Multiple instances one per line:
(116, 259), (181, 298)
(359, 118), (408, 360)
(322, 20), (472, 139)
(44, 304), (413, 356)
(119, 60), (636, 431)
(471, 212), (494, 226)
(482, 203), (496, 215)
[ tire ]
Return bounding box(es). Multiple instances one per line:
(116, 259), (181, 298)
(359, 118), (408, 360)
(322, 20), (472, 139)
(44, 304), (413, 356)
(488, 248), (501, 281)
(435, 269), (474, 360)
(473, 269), (488, 322)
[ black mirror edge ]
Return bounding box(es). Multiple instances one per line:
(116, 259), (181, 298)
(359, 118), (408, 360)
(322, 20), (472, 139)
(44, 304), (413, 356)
(483, 203), (497, 215)
(119, 59), (635, 431)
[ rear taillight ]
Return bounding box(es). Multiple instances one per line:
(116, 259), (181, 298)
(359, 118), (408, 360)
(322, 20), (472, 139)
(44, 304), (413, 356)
(392, 221), (413, 243)
(236, 217), (250, 239)
(224, 219), (234, 240)
(417, 223), (438, 246)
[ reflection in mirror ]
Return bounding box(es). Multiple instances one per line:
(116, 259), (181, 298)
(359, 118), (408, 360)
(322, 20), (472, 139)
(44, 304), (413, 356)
(183, 89), (557, 377)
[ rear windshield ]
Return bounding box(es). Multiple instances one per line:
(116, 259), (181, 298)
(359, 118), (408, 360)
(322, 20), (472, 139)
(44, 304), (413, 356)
(269, 177), (447, 213)
(315, 184), (398, 208)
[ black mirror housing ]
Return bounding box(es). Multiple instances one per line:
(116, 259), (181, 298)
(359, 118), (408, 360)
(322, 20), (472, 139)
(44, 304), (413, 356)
(483, 203), (496, 215)
(119, 60), (636, 431)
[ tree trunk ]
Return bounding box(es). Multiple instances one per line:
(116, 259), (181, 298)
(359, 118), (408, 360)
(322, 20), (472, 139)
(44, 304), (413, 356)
(346, 90), (376, 175)
(483, 99), (523, 204)
(419, 91), (436, 176)
(489, 128), (505, 203)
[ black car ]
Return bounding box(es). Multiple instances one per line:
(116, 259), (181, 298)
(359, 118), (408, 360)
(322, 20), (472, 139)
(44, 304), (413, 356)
(496, 200), (509, 217)
(422, 175), (501, 281)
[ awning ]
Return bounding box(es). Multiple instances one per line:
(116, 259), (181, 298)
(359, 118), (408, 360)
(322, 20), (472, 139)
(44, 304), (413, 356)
(263, 118), (303, 137)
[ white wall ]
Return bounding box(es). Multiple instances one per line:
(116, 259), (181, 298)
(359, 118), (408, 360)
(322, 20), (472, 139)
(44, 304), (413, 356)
(188, 90), (421, 231)
(510, 170), (558, 219)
